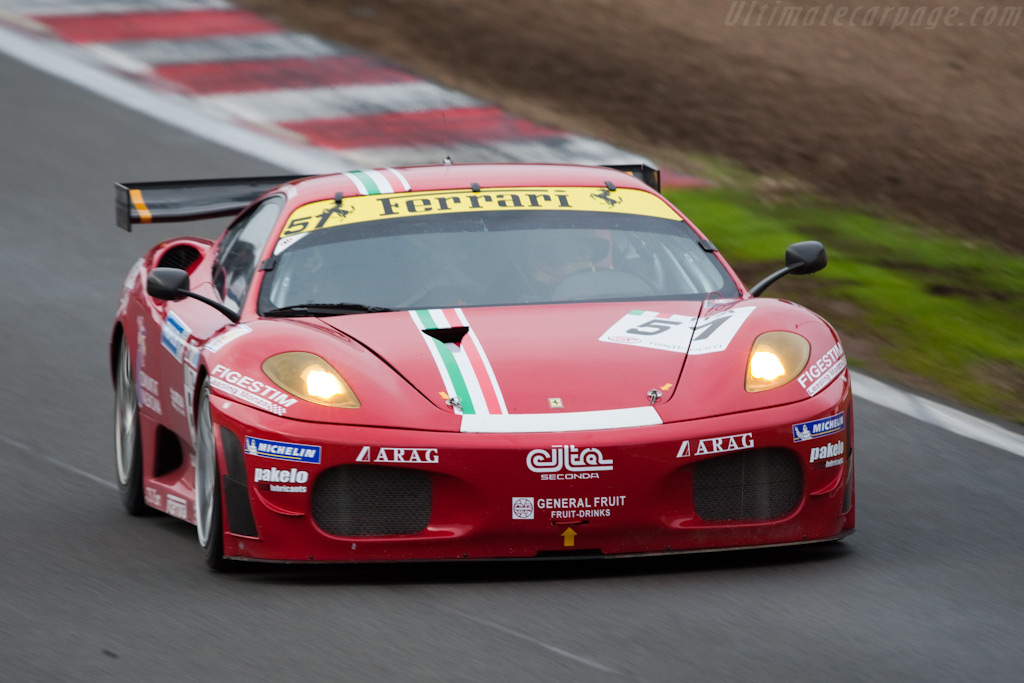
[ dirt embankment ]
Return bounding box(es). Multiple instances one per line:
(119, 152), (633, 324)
(238, 0), (1024, 254)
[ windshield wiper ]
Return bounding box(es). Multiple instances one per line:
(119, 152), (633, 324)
(263, 302), (395, 318)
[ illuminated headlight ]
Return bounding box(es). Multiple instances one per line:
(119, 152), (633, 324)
(745, 332), (810, 392)
(262, 352), (360, 408)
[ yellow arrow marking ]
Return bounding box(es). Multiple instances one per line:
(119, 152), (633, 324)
(561, 527), (577, 547)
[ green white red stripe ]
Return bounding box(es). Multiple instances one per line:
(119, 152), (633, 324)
(410, 308), (507, 416)
(344, 168), (411, 195)
(453, 308), (508, 414)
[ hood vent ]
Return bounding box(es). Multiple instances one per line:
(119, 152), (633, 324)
(422, 326), (469, 346)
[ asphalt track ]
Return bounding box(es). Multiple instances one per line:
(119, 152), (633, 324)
(1, 39), (1024, 683)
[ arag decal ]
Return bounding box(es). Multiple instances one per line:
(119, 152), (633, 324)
(677, 432), (754, 457)
(356, 446), (439, 464)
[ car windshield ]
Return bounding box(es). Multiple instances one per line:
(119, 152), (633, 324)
(259, 209), (738, 313)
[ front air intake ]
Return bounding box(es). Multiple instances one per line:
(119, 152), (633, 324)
(312, 466), (431, 536)
(693, 448), (802, 522)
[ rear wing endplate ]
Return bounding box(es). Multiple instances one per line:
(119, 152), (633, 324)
(603, 164), (660, 193)
(115, 175), (306, 231)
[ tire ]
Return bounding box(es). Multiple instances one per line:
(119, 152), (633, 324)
(114, 336), (148, 515)
(194, 380), (230, 571)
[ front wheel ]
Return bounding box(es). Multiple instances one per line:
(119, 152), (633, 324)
(194, 380), (229, 571)
(114, 336), (148, 515)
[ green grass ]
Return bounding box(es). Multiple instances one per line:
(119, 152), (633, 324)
(664, 187), (1024, 424)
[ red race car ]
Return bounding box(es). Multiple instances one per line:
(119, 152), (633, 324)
(111, 163), (854, 570)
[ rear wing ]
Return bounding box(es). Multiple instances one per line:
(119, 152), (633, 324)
(115, 165), (659, 232)
(115, 175), (306, 231)
(603, 164), (660, 193)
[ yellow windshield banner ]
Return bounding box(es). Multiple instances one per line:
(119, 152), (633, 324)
(279, 187), (680, 238)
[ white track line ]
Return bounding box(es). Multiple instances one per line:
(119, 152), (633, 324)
(1, 434), (116, 489)
(441, 608), (618, 674)
(851, 371), (1024, 457)
(0, 20), (1020, 458)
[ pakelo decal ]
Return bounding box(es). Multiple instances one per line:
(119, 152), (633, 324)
(254, 466), (309, 493)
(809, 440), (845, 468)
(599, 307), (754, 354)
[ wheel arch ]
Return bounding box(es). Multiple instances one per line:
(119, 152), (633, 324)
(110, 322), (125, 387)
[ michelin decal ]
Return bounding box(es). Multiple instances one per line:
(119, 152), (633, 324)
(245, 437), (321, 464)
(793, 413), (845, 442)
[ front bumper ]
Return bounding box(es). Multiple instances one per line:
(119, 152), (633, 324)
(209, 377), (854, 563)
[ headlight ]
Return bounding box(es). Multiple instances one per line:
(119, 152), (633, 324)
(745, 332), (810, 392)
(262, 352), (360, 408)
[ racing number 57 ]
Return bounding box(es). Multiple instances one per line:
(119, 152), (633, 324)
(627, 314), (731, 340)
(626, 318), (682, 336)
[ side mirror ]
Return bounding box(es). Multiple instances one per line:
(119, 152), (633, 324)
(145, 267), (240, 322)
(749, 241), (827, 297)
(785, 240), (828, 275)
(147, 267), (190, 301)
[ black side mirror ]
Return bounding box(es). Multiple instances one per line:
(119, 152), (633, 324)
(785, 241), (828, 275)
(147, 267), (190, 301)
(749, 241), (827, 297)
(146, 267), (239, 322)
